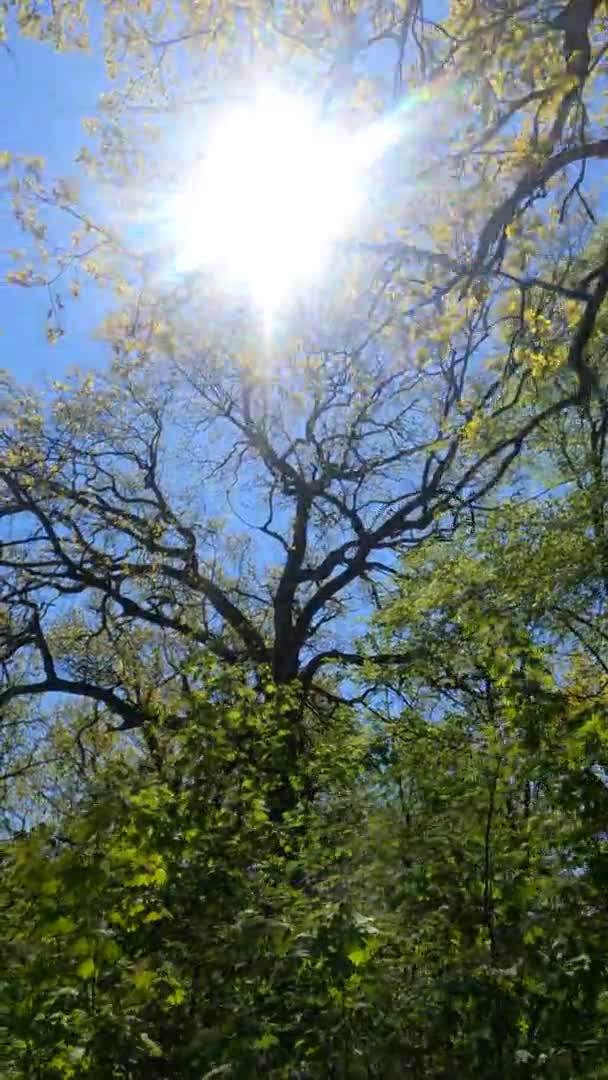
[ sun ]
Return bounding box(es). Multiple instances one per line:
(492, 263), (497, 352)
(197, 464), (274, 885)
(170, 90), (401, 323)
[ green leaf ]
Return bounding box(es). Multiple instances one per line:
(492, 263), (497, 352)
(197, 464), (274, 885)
(347, 947), (368, 967)
(140, 1032), (163, 1057)
(76, 957), (96, 980)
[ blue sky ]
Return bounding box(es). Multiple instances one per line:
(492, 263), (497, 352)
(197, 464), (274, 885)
(0, 31), (107, 384)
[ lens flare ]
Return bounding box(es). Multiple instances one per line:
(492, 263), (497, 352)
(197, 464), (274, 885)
(170, 90), (402, 322)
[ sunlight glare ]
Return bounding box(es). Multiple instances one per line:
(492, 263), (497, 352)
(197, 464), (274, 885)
(171, 91), (401, 322)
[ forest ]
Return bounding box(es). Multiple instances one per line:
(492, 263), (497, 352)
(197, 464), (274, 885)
(1, 0), (608, 1075)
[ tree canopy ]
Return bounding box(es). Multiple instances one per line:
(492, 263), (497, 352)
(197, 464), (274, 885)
(2, 0), (608, 1075)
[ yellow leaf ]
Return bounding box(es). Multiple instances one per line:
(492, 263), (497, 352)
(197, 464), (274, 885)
(6, 269), (31, 286)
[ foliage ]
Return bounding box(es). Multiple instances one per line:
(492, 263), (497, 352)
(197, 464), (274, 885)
(2, 0), (608, 1075)
(3, 651), (608, 1076)
(1, 669), (381, 1078)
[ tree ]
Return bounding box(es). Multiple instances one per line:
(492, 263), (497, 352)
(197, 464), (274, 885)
(3, 4), (608, 1069)
(2, 0), (608, 767)
(1, 671), (382, 1078)
(357, 397), (608, 1075)
(3, 541), (608, 1076)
